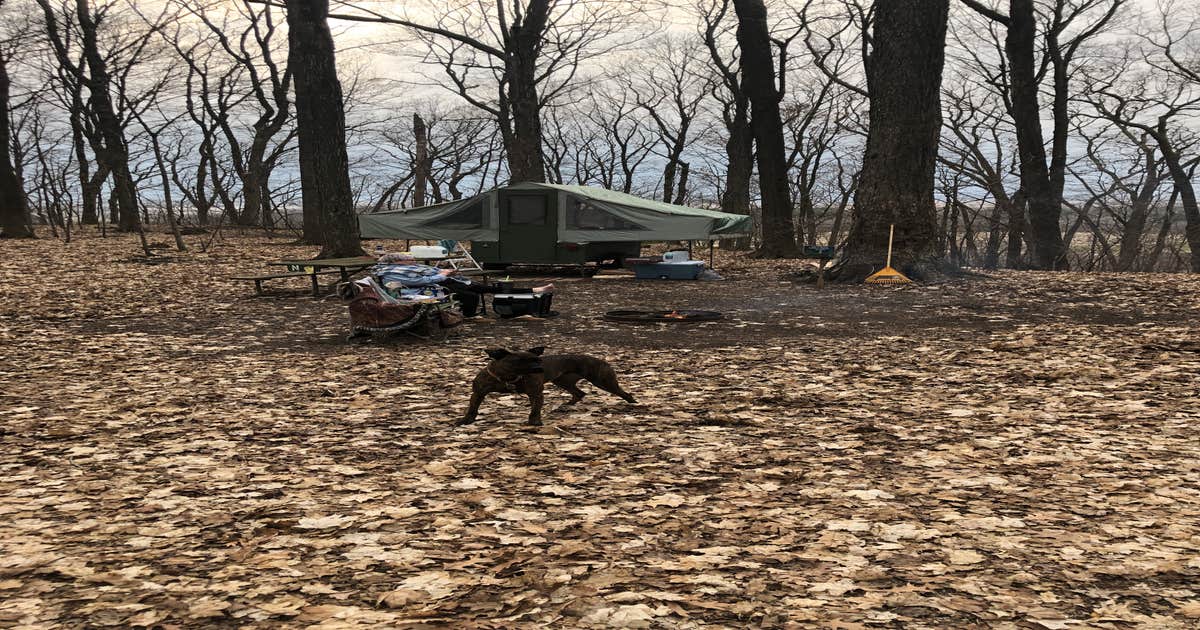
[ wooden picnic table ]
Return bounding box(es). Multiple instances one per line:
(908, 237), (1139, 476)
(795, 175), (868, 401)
(269, 256), (378, 279)
(263, 256), (379, 296)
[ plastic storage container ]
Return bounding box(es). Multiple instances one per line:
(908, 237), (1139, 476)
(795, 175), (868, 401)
(409, 245), (449, 258)
(662, 250), (690, 262)
(632, 261), (705, 280)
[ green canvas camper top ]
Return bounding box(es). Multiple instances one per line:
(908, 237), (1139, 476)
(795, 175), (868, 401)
(358, 182), (752, 243)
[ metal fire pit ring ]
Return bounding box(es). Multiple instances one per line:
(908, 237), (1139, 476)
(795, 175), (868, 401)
(603, 309), (724, 323)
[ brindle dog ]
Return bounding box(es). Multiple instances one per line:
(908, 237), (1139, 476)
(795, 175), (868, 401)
(456, 346), (636, 426)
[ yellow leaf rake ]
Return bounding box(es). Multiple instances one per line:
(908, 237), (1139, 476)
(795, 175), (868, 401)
(865, 225), (912, 285)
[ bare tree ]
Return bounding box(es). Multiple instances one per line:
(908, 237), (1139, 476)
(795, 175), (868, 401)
(733, 0), (799, 257)
(412, 112), (429, 207)
(157, 0), (293, 227)
(1082, 44), (1200, 271)
(374, 103), (502, 209)
(579, 82), (655, 194)
(327, 0), (640, 184)
(959, 0), (1125, 270)
(1071, 122), (1166, 270)
(782, 64), (844, 246)
(128, 92), (187, 251)
(36, 0), (147, 233)
(624, 36), (710, 205)
(698, 0), (753, 239)
(938, 81), (1022, 268)
(168, 42), (236, 227)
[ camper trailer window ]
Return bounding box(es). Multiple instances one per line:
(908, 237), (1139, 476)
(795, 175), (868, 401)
(430, 202), (486, 228)
(508, 197), (547, 225)
(567, 201), (645, 231)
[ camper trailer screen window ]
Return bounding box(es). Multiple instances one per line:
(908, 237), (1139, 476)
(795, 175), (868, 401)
(508, 198), (547, 225)
(430, 202), (486, 228)
(567, 201), (645, 231)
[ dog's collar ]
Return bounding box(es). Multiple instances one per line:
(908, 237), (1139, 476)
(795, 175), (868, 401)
(485, 366), (522, 388)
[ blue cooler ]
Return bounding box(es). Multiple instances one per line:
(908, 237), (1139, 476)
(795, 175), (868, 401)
(632, 261), (705, 280)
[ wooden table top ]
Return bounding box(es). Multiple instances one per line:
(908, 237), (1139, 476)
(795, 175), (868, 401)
(268, 256), (379, 268)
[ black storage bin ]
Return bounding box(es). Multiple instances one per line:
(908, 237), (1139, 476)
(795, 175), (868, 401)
(492, 293), (553, 318)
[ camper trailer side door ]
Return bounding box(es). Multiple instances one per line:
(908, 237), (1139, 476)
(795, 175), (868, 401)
(499, 193), (558, 264)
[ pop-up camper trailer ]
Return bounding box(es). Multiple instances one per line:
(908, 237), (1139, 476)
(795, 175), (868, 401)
(358, 182), (752, 269)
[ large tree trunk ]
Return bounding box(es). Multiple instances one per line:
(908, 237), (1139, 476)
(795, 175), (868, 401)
(504, 0), (549, 183)
(834, 0), (949, 280)
(0, 49), (33, 238)
(733, 0), (798, 258)
(1006, 0), (1068, 270)
(285, 0), (362, 258)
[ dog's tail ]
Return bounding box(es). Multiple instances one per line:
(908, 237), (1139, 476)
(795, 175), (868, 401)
(592, 366), (636, 404)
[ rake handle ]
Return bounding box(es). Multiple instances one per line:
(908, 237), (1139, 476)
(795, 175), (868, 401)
(886, 224), (894, 268)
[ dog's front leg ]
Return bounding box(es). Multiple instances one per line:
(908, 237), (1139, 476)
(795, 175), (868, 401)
(456, 390), (486, 426)
(526, 389), (544, 426)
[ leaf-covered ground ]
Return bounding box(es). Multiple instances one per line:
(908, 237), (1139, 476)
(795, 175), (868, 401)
(1, 232), (1198, 629)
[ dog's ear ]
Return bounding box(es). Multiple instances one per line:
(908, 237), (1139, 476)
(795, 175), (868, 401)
(528, 346), (546, 356)
(485, 347), (510, 360)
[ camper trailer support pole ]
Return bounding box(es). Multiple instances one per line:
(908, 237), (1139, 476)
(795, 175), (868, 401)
(709, 240), (715, 268)
(688, 240), (694, 258)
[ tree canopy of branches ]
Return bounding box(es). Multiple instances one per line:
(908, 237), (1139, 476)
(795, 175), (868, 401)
(162, 0), (293, 227)
(37, 0), (145, 233)
(328, 0), (638, 184)
(1082, 0), (1200, 272)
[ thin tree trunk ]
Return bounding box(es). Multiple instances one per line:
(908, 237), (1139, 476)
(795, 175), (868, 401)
(1146, 188), (1177, 271)
(413, 113), (429, 207)
(504, 0), (549, 183)
(674, 161), (689, 205)
(1006, 189), (1026, 268)
(131, 110), (186, 252)
(1117, 144), (1159, 271)
(983, 201), (1004, 269)
(719, 100), (753, 250)
(285, 0), (362, 258)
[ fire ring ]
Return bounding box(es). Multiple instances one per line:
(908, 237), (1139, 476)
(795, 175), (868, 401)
(603, 309), (724, 323)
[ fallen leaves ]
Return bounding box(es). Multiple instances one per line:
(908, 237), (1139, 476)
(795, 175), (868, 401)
(946, 549), (986, 565)
(1, 234), (1199, 627)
